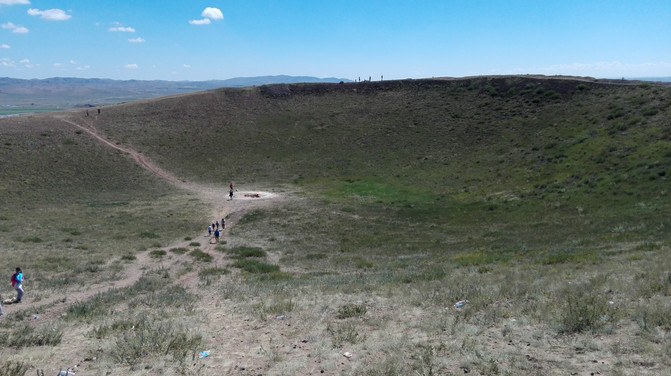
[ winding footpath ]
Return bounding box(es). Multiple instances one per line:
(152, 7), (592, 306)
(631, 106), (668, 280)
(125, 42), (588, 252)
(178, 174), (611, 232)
(9, 115), (279, 323)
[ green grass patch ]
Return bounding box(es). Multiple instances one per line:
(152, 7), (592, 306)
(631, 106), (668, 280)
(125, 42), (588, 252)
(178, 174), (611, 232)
(198, 267), (230, 278)
(232, 259), (279, 274)
(138, 232), (159, 239)
(149, 249), (167, 258)
(336, 303), (367, 319)
(540, 249), (602, 265)
(188, 249), (213, 262)
(169, 247), (189, 254)
(20, 237), (43, 243)
(227, 246), (267, 258)
(238, 210), (266, 224)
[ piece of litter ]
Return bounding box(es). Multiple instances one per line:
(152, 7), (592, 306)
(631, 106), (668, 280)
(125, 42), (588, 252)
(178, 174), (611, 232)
(276, 315), (286, 320)
(608, 301), (615, 305)
(199, 351), (209, 359)
(454, 300), (468, 308)
(33, 315), (39, 319)
(343, 352), (353, 359)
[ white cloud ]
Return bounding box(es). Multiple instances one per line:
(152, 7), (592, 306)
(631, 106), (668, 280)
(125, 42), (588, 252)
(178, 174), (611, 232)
(76, 65), (90, 71)
(1, 44), (9, 49)
(109, 26), (135, 32)
(2, 22), (29, 33)
(125, 63), (139, 69)
(53, 62), (62, 68)
(128, 37), (145, 43)
(1, 58), (15, 67)
(27, 8), (71, 21)
(19, 58), (29, 63)
(190, 7), (223, 25)
(0, 0), (30, 5)
(189, 18), (211, 26)
(70, 60), (77, 65)
(183, 64), (191, 69)
(202, 7), (223, 20)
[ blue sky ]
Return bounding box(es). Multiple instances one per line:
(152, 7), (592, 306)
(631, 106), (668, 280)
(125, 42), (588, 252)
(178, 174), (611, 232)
(1, 0), (670, 81)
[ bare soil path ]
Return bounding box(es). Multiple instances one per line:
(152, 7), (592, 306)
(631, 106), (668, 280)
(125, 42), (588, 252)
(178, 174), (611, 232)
(10, 115), (283, 330)
(0, 115), (305, 375)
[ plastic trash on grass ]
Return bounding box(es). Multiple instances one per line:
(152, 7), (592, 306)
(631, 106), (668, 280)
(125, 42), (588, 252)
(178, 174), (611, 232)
(199, 351), (209, 358)
(454, 300), (469, 308)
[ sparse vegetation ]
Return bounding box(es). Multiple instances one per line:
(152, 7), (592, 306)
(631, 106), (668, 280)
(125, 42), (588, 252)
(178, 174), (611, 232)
(0, 77), (670, 375)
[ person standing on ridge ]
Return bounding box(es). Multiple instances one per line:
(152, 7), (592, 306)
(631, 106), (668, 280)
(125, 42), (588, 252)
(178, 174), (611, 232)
(11, 268), (23, 303)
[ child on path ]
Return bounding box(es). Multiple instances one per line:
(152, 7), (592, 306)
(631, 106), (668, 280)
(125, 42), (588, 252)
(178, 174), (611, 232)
(208, 225), (212, 236)
(214, 229), (220, 243)
(11, 268), (23, 303)
(221, 218), (226, 229)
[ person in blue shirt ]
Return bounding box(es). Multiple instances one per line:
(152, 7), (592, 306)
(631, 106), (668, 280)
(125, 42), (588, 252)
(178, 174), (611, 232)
(11, 267), (23, 303)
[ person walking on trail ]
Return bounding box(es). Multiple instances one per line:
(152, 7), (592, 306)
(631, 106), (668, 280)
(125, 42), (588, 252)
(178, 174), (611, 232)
(229, 189), (234, 200)
(214, 229), (220, 243)
(0, 293), (5, 315)
(208, 225), (212, 236)
(221, 218), (226, 230)
(11, 268), (23, 303)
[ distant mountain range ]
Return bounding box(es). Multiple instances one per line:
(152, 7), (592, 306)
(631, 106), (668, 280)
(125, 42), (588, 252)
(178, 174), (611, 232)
(0, 75), (352, 109)
(631, 77), (671, 82)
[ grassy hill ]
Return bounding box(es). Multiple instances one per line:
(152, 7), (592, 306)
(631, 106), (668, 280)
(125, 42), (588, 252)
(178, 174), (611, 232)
(0, 76), (670, 375)
(69, 76), (671, 247)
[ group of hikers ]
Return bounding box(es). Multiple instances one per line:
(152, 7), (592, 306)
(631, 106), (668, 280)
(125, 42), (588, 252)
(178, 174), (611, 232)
(208, 183), (235, 243)
(208, 218), (226, 243)
(0, 267), (24, 316)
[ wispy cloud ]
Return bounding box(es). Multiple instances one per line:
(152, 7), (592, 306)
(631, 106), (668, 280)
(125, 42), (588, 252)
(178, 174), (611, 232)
(190, 7), (223, 25)
(1, 58), (15, 67)
(76, 65), (90, 71)
(125, 63), (139, 69)
(1, 43), (9, 49)
(183, 64), (191, 69)
(53, 62), (62, 68)
(27, 8), (71, 21)
(189, 19), (210, 26)
(128, 37), (145, 43)
(109, 26), (135, 32)
(2, 22), (29, 33)
(0, 0), (30, 5)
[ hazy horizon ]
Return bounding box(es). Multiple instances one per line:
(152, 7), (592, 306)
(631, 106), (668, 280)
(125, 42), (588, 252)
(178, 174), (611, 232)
(1, 1), (670, 81)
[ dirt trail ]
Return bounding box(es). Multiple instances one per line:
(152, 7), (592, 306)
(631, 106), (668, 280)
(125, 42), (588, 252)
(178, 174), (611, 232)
(9, 116), (281, 323)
